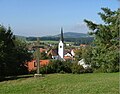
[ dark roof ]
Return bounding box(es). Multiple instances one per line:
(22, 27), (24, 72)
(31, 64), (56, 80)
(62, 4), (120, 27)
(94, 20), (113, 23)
(60, 28), (64, 43)
(47, 49), (58, 56)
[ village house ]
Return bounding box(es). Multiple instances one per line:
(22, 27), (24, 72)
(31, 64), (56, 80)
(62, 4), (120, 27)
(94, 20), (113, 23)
(47, 49), (58, 59)
(78, 59), (91, 69)
(27, 28), (89, 71)
(27, 60), (50, 72)
(80, 44), (87, 47)
(40, 48), (48, 53)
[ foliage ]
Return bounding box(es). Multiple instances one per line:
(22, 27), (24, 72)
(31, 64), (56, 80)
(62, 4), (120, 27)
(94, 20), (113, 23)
(41, 52), (49, 59)
(71, 62), (93, 74)
(27, 36), (94, 45)
(34, 51), (49, 60)
(82, 46), (93, 65)
(0, 25), (32, 80)
(36, 60), (93, 74)
(33, 47), (50, 60)
(39, 60), (72, 74)
(71, 62), (84, 74)
(13, 39), (33, 75)
(84, 8), (119, 72)
(74, 46), (93, 62)
(74, 47), (83, 61)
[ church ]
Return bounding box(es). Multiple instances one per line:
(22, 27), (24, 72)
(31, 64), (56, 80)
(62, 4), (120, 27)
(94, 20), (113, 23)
(47, 28), (75, 61)
(58, 28), (75, 61)
(58, 28), (64, 60)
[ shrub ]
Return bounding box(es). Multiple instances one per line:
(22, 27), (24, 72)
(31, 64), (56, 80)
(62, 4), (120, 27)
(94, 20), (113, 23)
(71, 62), (84, 74)
(31, 60), (93, 74)
(84, 67), (93, 73)
(59, 70), (66, 74)
(38, 60), (72, 74)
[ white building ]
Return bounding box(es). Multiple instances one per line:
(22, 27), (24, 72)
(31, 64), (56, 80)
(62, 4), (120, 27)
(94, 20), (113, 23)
(58, 28), (64, 60)
(78, 59), (91, 69)
(71, 49), (75, 57)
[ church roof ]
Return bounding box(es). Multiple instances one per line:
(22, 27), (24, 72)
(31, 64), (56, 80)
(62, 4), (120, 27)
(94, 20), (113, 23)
(60, 28), (64, 43)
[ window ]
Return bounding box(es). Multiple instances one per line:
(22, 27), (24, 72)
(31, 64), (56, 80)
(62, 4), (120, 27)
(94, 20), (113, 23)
(34, 61), (37, 67)
(60, 46), (62, 48)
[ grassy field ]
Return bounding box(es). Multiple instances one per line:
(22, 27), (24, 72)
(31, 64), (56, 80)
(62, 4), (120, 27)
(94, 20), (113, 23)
(27, 40), (73, 44)
(41, 40), (74, 44)
(0, 73), (119, 94)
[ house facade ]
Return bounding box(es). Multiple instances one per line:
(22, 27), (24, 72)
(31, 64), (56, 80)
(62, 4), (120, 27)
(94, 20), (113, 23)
(27, 60), (50, 72)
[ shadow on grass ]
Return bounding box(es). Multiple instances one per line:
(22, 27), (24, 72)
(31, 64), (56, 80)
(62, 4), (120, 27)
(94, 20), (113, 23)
(0, 75), (34, 82)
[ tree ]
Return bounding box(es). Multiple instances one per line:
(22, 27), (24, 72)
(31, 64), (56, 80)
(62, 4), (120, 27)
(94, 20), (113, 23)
(82, 46), (93, 65)
(0, 25), (32, 80)
(40, 52), (49, 59)
(0, 26), (15, 78)
(74, 47), (84, 61)
(13, 39), (32, 75)
(84, 8), (119, 72)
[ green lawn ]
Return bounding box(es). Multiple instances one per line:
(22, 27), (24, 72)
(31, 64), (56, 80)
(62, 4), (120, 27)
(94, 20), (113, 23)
(0, 73), (119, 94)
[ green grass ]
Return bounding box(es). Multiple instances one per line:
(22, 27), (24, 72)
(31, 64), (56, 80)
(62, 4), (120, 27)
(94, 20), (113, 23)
(0, 73), (119, 94)
(41, 40), (59, 43)
(41, 40), (74, 44)
(27, 40), (74, 45)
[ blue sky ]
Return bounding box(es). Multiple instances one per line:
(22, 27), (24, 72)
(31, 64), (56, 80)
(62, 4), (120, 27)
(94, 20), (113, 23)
(0, 0), (119, 37)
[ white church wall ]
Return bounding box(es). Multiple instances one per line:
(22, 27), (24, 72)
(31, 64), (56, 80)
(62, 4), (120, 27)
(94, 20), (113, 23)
(58, 40), (64, 59)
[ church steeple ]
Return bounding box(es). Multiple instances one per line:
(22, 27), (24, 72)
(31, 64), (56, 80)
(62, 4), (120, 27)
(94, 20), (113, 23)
(58, 27), (64, 59)
(60, 27), (64, 43)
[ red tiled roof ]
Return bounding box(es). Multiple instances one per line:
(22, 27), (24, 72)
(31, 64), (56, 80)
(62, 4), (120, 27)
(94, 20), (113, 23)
(40, 48), (47, 53)
(64, 56), (73, 60)
(40, 60), (49, 66)
(80, 44), (87, 47)
(27, 60), (50, 71)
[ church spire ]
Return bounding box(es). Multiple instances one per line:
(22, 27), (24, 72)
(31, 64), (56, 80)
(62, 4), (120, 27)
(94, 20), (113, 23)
(58, 27), (64, 59)
(60, 27), (64, 43)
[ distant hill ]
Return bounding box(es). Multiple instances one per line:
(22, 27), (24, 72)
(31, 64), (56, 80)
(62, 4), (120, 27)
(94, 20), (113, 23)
(38, 32), (94, 45)
(15, 32), (94, 45)
(53, 32), (91, 38)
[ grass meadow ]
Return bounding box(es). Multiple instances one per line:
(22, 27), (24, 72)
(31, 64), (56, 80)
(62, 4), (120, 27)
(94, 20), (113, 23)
(0, 73), (119, 94)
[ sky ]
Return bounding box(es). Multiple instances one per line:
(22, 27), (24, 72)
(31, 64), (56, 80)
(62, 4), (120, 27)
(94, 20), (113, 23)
(0, 0), (119, 37)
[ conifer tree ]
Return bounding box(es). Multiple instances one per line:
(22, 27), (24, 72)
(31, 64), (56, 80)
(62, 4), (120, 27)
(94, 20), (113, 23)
(84, 8), (119, 72)
(0, 25), (32, 79)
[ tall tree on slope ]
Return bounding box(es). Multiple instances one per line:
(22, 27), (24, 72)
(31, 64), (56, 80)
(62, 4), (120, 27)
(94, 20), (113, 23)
(84, 8), (119, 72)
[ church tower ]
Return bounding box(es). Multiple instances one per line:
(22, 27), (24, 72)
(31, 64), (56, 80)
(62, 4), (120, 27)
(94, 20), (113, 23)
(58, 28), (64, 59)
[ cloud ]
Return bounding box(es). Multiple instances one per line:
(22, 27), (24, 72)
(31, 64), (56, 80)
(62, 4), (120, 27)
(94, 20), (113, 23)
(64, 22), (89, 33)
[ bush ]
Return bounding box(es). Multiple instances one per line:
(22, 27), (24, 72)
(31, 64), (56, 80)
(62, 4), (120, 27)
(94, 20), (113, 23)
(31, 60), (93, 74)
(84, 67), (93, 73)
(71, 62), (84, 74)
(40, 67), (47, 74)
(59, 70), (66, 74)
(38, 60), (72, 74)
